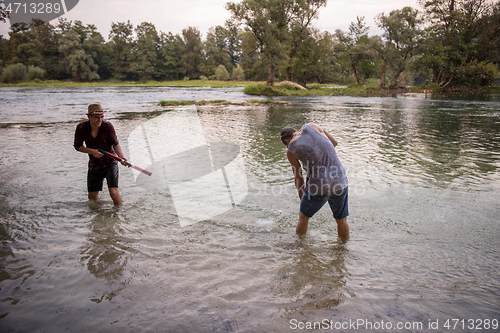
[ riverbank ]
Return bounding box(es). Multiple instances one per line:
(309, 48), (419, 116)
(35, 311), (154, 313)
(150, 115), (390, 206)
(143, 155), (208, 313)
(0, 79), (247, 88)
(1, 79), (499, 97)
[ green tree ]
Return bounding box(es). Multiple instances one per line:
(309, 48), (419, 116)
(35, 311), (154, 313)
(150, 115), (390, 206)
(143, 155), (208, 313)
(238, 30), (269, 81)
(288, 30), (338, 85)
(58, 20), (102, 81)
(371, 35), (391, 87)
(0, 0), (7, 23)
(334, 17), (376, 85)
(224, 20), (243, 68)
(108, 21), (134, 80)
(226, 0), (327, 86)
(231, 65), (245, 80)
(215, 64), (230, 80)
(475, 1), (500, 65)
(376, 6), (423, 88)
(180, 26), (204, 79)
(1, 63), (27, 83)
(31, 20), (64, 79)
(158, 32), (185, 80)
(3, 22), (42, 67)
(132, 22), (160, 80)
(419, 0), (498, 87)
(284, 0), (327, 81)
(204, 26), (233, 77)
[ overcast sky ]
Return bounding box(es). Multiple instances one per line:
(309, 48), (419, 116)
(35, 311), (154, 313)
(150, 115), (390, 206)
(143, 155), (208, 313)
(1, 0), (421, 39)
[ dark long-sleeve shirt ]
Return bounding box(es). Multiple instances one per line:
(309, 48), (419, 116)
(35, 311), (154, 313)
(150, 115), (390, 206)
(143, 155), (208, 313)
(74, 120), (119, 172)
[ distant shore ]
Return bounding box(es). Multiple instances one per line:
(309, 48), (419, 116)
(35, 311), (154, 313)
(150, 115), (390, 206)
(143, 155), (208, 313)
(1, 79), (498, 97)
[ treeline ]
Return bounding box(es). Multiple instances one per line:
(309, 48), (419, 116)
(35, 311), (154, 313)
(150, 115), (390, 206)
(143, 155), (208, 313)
(0, 0), (499, 88)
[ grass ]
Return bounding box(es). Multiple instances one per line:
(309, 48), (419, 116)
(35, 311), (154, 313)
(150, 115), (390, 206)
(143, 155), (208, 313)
(0, 79), (247, 88)
(158, 100), (195, 106)
(3, 78), (498, 96)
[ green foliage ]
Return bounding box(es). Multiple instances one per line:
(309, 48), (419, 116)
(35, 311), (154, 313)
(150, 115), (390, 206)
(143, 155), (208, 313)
(244, 83), (287, 96)
(334, 17), (377, 85)
(181, 27), (204, 79)
(27, 66), (45, 80)
(58, 20), (101, 81)
(231, 66), (245, 81)
(419, 0), (498, 87)
(376, 6), (423, 88)
(109, 21), (134, 80)
(133, 22), (161, 80)
(215, 64), (230, 81)
(0, 0), (7, 23)
(226, 0), (327, 85)
(204, 25), (233, 77)
(1, 63), (27, 83)
(1, 0), (499, 89)
(449, 61), (499, 88)
(158, 100), (195, 106)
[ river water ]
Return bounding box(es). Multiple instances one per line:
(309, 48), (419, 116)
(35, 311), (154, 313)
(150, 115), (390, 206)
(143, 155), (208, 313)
(0, 87), (499, 332)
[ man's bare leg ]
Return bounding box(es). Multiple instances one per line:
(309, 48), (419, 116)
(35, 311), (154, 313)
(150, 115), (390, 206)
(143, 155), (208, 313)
(335, 217), (349, 241)
(88, 191), (99, 201)
(296, 212), (310, 234)
(108, 187), (122, 206)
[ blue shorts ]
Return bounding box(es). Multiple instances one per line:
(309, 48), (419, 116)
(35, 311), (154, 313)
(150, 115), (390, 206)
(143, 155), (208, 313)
(87, 164), (119, 192)
(300, 186), (349, 220)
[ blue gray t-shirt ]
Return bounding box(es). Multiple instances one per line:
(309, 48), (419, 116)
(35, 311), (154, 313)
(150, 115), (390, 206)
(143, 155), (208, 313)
(288, 124), (348, 195)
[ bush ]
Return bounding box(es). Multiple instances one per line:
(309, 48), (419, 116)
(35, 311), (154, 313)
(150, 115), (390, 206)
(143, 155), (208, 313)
(215, 65), (230, 81)
(199, 75), (208, 81)
(231, 66), (245, 81)
(451, 61), (499, 87)
(244, 83), (287, 96)
(1, 63), (28, 83)
(27, 66), (45, 81)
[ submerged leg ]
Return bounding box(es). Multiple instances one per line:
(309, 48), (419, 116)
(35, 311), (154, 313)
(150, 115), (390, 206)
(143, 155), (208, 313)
(108, 187), (122, 206)
(88, 191), (99, 201)
(335, 217), (349, 241)
(296, 212), (310, 234)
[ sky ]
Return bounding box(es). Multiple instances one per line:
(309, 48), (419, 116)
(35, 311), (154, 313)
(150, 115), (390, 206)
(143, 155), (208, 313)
(0, 0), (421, 39)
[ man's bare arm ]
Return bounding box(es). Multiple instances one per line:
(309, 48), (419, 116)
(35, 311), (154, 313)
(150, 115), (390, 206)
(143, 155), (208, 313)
(287, 150), (304, 199)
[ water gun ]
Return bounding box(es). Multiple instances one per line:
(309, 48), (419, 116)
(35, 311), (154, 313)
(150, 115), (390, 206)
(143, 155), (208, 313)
(98, 149), (152, 176)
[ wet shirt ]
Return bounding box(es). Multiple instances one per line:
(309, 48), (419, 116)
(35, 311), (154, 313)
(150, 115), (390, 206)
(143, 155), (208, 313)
(74, 120), (119, 172)
(288, 124), (348, 195)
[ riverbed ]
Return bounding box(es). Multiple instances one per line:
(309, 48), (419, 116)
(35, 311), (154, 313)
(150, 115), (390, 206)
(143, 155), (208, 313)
(0, 87), (499, 332)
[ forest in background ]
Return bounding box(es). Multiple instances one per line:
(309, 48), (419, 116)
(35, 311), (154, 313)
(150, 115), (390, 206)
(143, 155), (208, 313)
(0, 0), (499, 89)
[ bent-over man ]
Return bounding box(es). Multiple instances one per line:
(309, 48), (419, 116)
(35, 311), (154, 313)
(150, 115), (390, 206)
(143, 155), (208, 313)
(280, 123), (349, 240)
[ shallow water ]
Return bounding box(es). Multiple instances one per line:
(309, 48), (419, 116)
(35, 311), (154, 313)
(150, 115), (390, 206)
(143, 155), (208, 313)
(0, 87), (499, 332)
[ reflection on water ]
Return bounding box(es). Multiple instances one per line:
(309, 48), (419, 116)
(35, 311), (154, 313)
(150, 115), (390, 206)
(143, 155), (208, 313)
(0, 87), (499, 332)
(81, 206), (132, 303)
(274, 240), (349, 313)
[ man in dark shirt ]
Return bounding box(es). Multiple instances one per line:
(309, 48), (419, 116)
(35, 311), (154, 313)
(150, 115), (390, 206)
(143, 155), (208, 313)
(74, 104), (127, 205)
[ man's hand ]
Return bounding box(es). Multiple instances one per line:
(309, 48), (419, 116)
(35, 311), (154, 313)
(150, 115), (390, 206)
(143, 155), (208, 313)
(92, 149), (104, 158)
(119, 157), (128, 166)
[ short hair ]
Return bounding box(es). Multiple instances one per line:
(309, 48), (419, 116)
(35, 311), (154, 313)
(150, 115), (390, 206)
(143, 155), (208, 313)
(280, 127), (297, 145)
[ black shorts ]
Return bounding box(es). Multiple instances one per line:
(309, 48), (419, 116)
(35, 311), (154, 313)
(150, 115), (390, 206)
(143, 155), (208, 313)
(87, 164), (119, 192)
